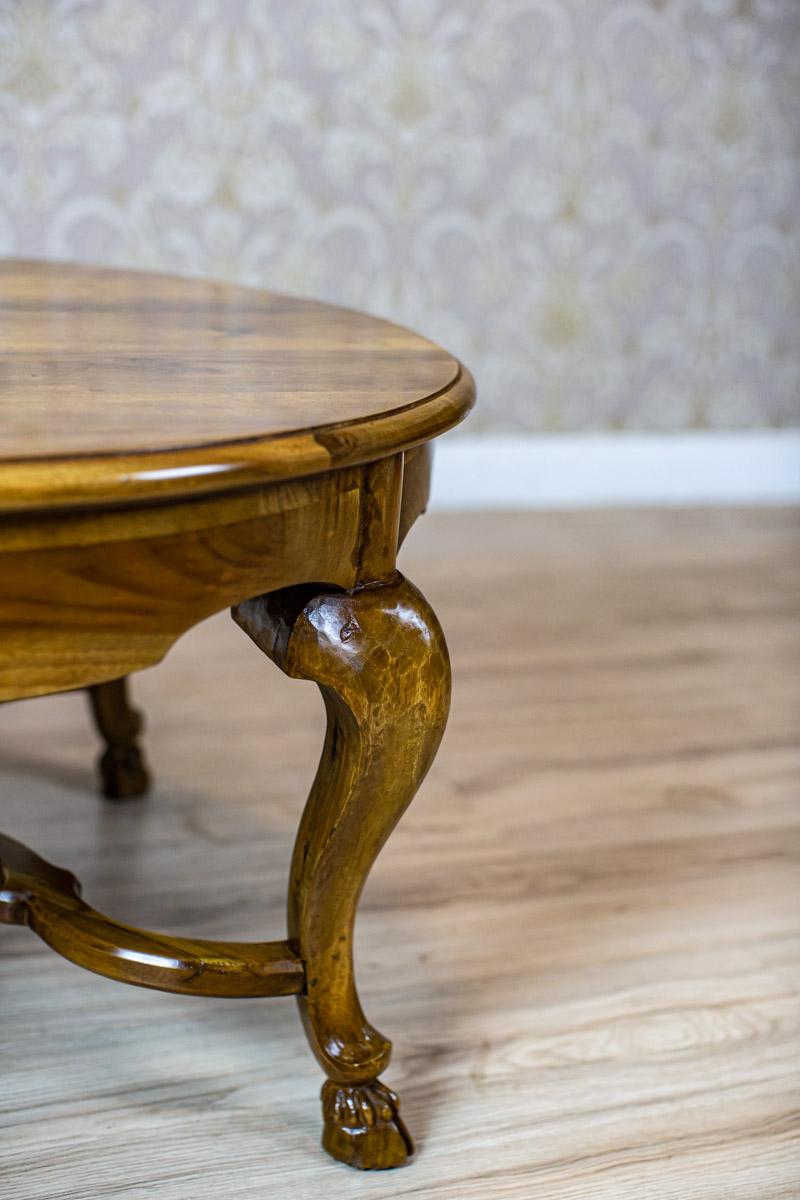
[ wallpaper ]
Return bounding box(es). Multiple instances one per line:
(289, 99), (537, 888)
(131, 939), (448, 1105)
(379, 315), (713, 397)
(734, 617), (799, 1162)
(0, 0), (798, 432)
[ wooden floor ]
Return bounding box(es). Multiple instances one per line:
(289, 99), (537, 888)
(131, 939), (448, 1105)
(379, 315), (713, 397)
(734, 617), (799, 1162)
(1, 509), (798, 1199)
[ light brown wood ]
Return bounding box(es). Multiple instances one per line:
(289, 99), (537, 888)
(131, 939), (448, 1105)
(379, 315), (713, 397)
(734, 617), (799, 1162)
(398, 443), (433, 546)
(0, 465), (377, 700)
(0, 832), (304, 998)
(0, 261), (473, 511)
(1, 508), (797, 1196)
(234, 573), (450, 1167)
(0, 446), (427, 703)
(0, 263), (471, 703)
(0, 260), (472, 1170)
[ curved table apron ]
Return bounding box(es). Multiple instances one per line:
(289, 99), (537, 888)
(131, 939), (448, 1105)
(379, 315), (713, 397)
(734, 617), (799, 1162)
(0, 260), (475, 1171)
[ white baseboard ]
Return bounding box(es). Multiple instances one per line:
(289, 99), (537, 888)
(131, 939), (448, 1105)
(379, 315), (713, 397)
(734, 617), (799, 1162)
(429, 432), (800, 509)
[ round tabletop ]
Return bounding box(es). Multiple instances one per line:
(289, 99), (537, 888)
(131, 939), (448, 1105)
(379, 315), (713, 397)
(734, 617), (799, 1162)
(0, 261), (473, 512)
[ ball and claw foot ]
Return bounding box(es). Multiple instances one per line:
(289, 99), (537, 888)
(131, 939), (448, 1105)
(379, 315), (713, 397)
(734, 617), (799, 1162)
(321, 1078), (414, 1170)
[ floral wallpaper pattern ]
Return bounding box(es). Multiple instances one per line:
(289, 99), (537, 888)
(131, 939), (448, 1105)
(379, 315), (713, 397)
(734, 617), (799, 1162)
(0, 0), (798, 431)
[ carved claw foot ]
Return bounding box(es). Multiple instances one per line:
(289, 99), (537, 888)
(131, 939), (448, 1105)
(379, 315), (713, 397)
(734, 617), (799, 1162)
(234, 574), (448, 1171)
(87, 678), (150, 800)
(321, 1079), (414, 1170)
(96, 743), (149, 800)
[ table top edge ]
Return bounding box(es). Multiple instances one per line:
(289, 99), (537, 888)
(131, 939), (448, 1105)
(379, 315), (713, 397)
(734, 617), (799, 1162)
(0, 363), (474, 515)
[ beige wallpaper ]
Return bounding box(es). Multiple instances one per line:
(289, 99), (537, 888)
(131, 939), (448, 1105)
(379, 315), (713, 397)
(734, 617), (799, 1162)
(0, 0), (798, 432)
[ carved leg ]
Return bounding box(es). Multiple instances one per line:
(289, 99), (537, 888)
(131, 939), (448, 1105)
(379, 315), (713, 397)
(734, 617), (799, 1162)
(86, 677), (150, 800)
(233, 573), (450, 1169)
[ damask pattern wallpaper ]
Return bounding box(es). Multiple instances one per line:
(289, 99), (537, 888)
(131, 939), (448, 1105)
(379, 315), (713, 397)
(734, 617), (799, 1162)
(0, 0), (798, 432)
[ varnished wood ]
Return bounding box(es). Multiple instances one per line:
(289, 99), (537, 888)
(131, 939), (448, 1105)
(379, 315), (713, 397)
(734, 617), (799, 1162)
(234, 573), (450, 1168)
(2, 509), (796, 1196)
(0, 261), (474, 511)
(0, 261), (471, 1171)
(0, 832), (304, 997)
(321, 1079), (412, 1171)
(0, 467), (363, 700)
(0, 457), (413, 701)
(87, 678), (150, 799)
(398, 443), (433, 546)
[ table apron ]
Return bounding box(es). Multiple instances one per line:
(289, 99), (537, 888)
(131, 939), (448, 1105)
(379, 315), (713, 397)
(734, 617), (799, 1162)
(0, 451), (421, 701)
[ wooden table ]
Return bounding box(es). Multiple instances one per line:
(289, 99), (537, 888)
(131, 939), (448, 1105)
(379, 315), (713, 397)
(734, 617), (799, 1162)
(0, 261), (474, 1170)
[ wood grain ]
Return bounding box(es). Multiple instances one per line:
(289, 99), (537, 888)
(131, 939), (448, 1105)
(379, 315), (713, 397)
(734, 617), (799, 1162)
(234, 573), (450, 1167)
(0, 833), (304, 998)
(0, 456), (410, 701)
(1, 508), (798, 1196)
(0, 261), (474, 511)
(0, 260), (470, 1169)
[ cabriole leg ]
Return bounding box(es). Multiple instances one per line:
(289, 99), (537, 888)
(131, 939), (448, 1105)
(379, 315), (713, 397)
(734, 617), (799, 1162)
(233, 573), (450, 1169)
(87, 677), (150, 800)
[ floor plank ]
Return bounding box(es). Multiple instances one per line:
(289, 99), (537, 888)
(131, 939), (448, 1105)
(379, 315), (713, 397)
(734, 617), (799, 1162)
(1, 508), (798, 1198)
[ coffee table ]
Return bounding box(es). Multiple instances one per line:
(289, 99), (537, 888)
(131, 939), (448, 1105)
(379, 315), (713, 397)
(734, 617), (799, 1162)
(0, 261), (474, 1170)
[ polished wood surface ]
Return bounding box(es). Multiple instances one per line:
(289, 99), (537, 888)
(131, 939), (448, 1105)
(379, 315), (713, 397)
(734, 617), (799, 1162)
(2, 509), (797, 1196)
(0, 832), (304, 998)
(0, 261), (473, 511)
(0, 441), (432, 704)
(235, 574), (450, 1168)
(87, 678), (150, 799)
(0, 262), (470, 1169)
(0, 263), (464, 701)
(0, 464), (385, 700)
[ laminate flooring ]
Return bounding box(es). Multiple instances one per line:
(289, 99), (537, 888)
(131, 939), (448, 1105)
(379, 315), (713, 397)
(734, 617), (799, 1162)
(2, 509), (798, 1199)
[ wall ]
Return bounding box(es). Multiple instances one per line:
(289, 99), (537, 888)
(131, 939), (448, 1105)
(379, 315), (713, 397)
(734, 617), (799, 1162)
(1, 0), (798, 444)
